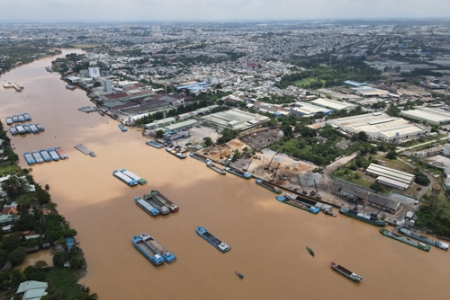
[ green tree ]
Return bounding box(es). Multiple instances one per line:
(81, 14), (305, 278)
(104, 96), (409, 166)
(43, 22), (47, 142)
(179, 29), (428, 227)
(52, 252), (68, 267)
(386, 151), (397, 159)
(155, 130), (164, 138)
(358, 131), (368, 142)
(8, 247), (27, 265)
(203, 137), (213, 147)
(2, 232), (24, 253)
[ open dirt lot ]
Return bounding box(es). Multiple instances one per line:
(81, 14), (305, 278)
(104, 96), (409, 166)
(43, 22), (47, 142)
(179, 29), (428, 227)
(241, 128), (283, 150)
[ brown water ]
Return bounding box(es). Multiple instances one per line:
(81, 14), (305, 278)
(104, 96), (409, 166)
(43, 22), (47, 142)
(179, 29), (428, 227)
(1, 50), (450, 300)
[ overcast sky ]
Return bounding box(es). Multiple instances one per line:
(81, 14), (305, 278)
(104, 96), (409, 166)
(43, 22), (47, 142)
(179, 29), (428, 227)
(1, 0), (450, 22)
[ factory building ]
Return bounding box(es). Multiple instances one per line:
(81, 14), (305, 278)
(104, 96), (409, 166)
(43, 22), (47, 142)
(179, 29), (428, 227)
(365, 163), (415, 190)
(311, 98), (357, 111)
(327, 113), (427, 142)
(340, 185), (401, 214)
(201, 109), (270, 131)
(400, 107), (450, 126)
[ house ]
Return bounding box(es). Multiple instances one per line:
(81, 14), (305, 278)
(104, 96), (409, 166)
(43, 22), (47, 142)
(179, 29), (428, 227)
(16, 281), (48, 300)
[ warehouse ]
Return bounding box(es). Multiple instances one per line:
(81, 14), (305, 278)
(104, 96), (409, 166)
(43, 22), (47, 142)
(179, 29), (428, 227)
(400, 107), (450, 125)
(352, 86), (390, 97)
(366, 163), (415, 190)
(340, 185), (401, 214)
(201, 109), (270, 131)
(311, 98), (357, 111)
(326, 113), (427, 142)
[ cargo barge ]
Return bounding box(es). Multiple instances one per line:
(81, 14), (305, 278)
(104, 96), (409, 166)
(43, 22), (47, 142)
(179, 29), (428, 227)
(31, 150), (44, 164)
(331, 262), (362, 282)
(339, 207), (386, 227)
(196, 226), (230, 253)
(398, 228), (448, 250)
(146, 140), (164, 149)
(48, 148), (60, 161)
(132, 235), (164, 266)
(55, 146), (68, 159)
(166, 147), (186, 159)
(39, 149), (52, 162)
(143, 193), (170, 215)
(255, 178), (282, 194)
(380, 229), (430, 251)
(24, 152), (36, 165)
(140, 233), (176, 263)
(151, 190), (178, 212)
(113, 170), (138, 186)
(206, 160), (226, 175)
(189, 152), (208, 163)
(224, 166), (252, 179)
(135, 196), (160, 216)
(121, 168), (147, 185)
(276, 195), (320, 214)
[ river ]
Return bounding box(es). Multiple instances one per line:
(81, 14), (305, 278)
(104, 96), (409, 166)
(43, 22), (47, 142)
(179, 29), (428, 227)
(1, 50), (450, 300)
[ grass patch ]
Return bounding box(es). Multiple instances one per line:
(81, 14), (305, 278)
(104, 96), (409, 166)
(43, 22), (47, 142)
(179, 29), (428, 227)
(416, 189), (450, 238)
(0, 164), (22, 177)
(293, 77), (325, 87)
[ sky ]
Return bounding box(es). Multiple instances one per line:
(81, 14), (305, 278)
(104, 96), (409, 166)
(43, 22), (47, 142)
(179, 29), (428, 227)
(1, 0), (450, 22)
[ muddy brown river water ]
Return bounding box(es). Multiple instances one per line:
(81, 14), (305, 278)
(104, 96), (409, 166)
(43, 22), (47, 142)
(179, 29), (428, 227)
(1, 50), (450, 300)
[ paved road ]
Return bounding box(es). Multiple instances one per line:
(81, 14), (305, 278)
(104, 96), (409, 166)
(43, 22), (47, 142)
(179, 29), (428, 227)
(397, 157), (434, 199)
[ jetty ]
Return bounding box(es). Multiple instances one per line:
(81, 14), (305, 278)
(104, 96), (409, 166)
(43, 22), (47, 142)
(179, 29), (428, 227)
(3, 82), (23, 92)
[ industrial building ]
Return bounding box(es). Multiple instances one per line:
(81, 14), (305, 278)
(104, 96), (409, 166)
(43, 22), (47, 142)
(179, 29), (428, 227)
(311, 98), (357, 111)
(343, 80), (368, 88)
(365, 163), (415, 190)
(327, 113), (427, 142)
(340, 185), (401, 214)
(352, 86), (390, 97)
(400, 107), (450, 125)
(201, 109), (270, 131)
(290, 102), (333, 117)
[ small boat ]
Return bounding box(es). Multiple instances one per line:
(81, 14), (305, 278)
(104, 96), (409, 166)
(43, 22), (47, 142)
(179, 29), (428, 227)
(140, 233), (176, 263)
(196, 226), (230, 253)
(55, 146), (68, 159)
(66, 84), (75, 90)
(24, 152), (36, 165)
(89, 152), (97, 157)
(29, 124), (39, 134)
(23, 113), (31, 121)
(118, 124), (127, 132)
(18, 115), (25, 122)
(39, 149), (52, 162)
(224, 166), (252, 179)
(331, 262), (362, 282)
(31, 150), (44, 164)
(306, 246), (314, 257)
(98, 110), (105, 116)
(6, 117), (13, 125)
(143, 194), (170, 215)
(132, 236), (165, 266)
(48, 148), (60, 161)
(235, 271), (244, 279)
(255, 178), (282, 194)
(9, 127), (18, 135)
(206, 159), (226, 175)
(135, 196), (160, 216)
(379, 229), (430, 251)
(12, 115), (19, 122)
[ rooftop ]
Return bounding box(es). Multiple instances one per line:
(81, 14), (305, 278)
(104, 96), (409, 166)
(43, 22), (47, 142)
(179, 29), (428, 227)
(311, 98), (356, 111)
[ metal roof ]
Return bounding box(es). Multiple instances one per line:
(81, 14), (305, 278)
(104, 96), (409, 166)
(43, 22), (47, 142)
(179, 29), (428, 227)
(366, 163), (414, 185)
(17, 281), (48, 294)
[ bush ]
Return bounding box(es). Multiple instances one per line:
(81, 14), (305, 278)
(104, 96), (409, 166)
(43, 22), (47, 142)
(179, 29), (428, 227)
(385, 150), (397, 159)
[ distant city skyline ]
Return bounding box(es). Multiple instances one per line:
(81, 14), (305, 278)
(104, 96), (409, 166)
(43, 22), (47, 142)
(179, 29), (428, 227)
(1, 0), (450, 22)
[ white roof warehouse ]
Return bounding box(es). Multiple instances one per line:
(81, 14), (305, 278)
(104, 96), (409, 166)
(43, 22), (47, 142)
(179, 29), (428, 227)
(400, 107), (450, 126)
(366, 163), (415, 190)
(326, 113), (427, 142)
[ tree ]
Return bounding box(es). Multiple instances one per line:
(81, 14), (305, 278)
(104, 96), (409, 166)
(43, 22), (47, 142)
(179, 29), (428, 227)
(35, 185), (51, 205)
(2, 232), (24, 253)
(386, 150), (397, 160)
(155, 130), (164, 138)
(370, 183), (384, 192)
(52, 251), (68, 267)
(8, 247), (26, 265)
(63, 228), (78, 238)
(357, 131), (368, 142)
(203, 137), (213, 147)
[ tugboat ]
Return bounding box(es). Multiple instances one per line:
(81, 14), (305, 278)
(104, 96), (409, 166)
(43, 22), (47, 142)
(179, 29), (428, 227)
(306, 246), (314, 257)
(235, 271), (244, 279)
(331, 262), (362, 282)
